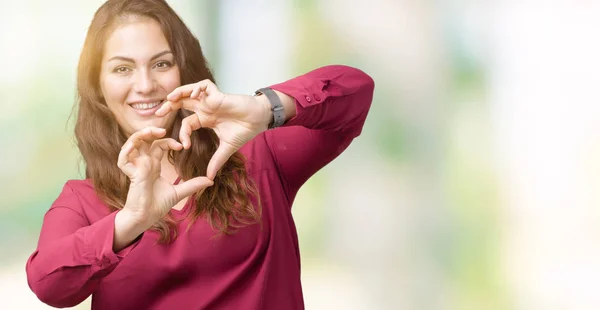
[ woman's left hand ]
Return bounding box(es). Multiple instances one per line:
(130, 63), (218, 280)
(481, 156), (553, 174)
(155, 80), (272, 180)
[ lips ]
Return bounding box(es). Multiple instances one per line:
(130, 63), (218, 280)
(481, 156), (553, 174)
(131, 101), (162, 110)
(128, 99), (166, 116)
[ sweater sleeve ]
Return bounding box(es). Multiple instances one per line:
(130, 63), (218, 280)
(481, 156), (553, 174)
(264, 65), (375, 203)
(25, 182), (140, 308)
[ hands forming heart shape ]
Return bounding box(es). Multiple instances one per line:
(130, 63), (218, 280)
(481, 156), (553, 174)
(156, 79), (272, 180)
(116, 80), (272, 222)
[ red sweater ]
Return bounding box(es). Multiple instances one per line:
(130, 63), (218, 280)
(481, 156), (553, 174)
(26, 65), (374, 310)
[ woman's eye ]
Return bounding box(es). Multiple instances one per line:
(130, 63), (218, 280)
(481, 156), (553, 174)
(113, 66), (130, 73)
(154, 61), (172, 69)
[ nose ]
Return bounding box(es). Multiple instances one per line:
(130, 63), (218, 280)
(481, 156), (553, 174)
(133, 69), (156, 94)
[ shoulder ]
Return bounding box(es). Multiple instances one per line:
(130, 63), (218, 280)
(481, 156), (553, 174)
(60, 179), (96, 202)
(52, 179), (91, 204)
(52, 179), (112, 220)
(64, 178), (94, 191)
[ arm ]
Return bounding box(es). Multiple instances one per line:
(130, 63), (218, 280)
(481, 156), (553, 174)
(25, 183), (142, 308)
(155, 64), (374, 185)
(260, 65), (375, 203)
(27, 128), (213, 308)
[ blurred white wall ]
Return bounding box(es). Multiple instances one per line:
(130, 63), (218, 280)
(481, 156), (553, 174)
(491, 2), (600, 310)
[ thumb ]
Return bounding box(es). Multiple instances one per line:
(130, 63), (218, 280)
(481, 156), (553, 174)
(173, 176), (214, 200)
(207, 142), (237, 180)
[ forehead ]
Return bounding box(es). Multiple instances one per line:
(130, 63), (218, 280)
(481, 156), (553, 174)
(103, 19), (170, 60)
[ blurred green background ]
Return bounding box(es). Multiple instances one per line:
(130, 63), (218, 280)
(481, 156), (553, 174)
(2, 1), (600, 309)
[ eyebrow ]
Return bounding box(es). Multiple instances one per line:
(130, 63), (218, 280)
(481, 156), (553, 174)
(107, 50), (173, 63)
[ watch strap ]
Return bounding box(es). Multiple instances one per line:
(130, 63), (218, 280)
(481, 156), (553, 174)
(255, 87), (285, 129)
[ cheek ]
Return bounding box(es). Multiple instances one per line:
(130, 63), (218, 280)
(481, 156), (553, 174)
(163, 68), (181, 91)
(102, 77), (129, 105)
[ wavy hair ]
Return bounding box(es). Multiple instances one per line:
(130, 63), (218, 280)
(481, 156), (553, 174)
(73, 0), (260, 242)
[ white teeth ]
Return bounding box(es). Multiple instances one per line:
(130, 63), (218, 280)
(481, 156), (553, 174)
(131, 101), (161, 110)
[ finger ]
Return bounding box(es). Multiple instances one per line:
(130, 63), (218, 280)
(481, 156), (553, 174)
(158, 81), (222, 117)
(123, 127), (166, 148)
(155, 97), (203, 117)
(180, 114), (202, 149)
(126, 127), (167, 155)
(118, 128), (167, 175)
(173, 176), (214, 201)
(149, 138), (183, 159)
(206, 142), (237, 180)
(117, 141), (137, 177)
(155, 99), (182, 117)
(167, 79), (217, 102)
(190, 83), (203, 99)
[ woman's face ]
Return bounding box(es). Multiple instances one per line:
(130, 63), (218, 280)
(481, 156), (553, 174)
(100, 18), (180, 136)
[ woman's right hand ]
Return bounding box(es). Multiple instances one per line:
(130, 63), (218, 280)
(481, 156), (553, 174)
(117, 126), (213, 226)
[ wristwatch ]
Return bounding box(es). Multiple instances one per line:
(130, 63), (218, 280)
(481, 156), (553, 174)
(255, 87), (285, 129)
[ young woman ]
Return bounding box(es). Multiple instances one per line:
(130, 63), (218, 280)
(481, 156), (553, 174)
(25, 0), (374, 309)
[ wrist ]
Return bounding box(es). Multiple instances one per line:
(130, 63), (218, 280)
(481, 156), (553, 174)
(116, 208), (153, 235)
(255, 87), (287, 129)
(254, 92), (274, 129)
(114, 209), (149, 251)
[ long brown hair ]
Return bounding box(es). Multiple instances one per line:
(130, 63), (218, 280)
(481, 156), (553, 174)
(74, 0), (260, 242)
